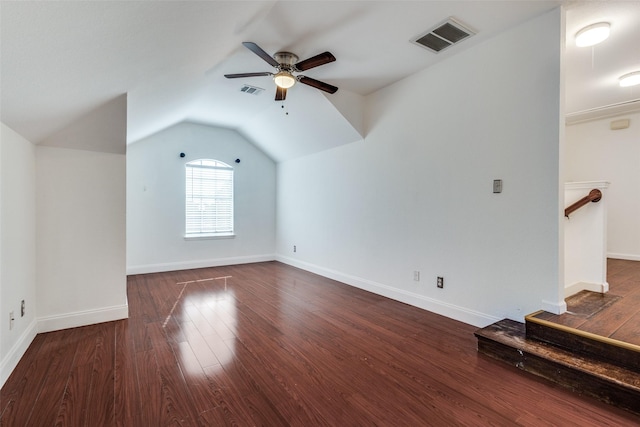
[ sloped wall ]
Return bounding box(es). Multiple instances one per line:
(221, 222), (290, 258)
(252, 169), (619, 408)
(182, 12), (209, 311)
(276, 8), (563, 326)
(35, 94), (128, 332)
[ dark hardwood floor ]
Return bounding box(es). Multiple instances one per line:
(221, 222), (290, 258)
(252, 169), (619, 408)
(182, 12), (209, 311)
(535, 259), (640, 346)
(1, 261), (638, 426)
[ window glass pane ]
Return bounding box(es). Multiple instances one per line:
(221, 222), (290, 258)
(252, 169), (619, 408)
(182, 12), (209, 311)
(185, 159), (233, 235)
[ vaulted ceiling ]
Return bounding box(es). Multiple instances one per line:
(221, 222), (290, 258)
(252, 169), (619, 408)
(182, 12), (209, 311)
(1, 1), (638, 162)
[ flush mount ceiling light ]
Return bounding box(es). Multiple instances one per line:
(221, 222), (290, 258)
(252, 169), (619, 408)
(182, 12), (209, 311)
(575, 22), (610, 47)
(619, 71), (640, 87)
(273, 71), (296, 89)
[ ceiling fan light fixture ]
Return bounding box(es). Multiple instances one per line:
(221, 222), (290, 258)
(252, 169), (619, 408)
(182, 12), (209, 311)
(274, 71), (296, 89)
(619, 71), (640, 88)
(575, 22), (610, 47)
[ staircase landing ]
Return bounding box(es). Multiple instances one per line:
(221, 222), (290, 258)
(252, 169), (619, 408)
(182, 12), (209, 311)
(478, 261), (640, 414)
(475, 315), (640, 415)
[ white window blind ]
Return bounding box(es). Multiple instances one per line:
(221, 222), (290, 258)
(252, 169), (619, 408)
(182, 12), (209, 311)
(185, 159), (234, 236)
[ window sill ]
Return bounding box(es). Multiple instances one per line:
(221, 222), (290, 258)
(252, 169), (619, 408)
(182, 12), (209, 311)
(184, 233), (235, 241)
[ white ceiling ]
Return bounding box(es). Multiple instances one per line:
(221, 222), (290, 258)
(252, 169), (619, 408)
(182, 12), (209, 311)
(1, 1), (638, 162)
(564, 1), (640, 120)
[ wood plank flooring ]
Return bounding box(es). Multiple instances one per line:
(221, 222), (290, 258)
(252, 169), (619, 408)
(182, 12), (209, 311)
(535, 259), (640, 346)
(1, 261), (639, 426)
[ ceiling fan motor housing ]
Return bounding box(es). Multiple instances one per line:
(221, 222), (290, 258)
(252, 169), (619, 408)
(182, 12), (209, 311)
(274, 52), (299, 72)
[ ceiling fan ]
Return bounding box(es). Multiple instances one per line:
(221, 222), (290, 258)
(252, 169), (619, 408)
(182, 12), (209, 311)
(225, 42), (338, 101)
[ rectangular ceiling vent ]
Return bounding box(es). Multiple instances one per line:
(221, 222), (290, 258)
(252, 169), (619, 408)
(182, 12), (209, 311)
(240, 84), (264, 95)
(413, 18), (476, 53)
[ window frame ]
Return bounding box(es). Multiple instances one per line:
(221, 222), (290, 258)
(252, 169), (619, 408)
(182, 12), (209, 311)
(184, 159), (235, 240)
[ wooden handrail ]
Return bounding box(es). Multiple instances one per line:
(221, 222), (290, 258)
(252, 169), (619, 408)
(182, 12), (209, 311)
(564, 189), (602, 218)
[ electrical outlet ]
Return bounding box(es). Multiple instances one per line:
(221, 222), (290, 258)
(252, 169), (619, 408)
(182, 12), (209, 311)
(9, 311), (14, 330)
(293, 245), (297, 253)
(21, 300), (25, 317)
(413, 271), (420, 281)
(437, 277), (444, 288)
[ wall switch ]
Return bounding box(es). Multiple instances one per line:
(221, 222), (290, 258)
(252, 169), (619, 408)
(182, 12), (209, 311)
(493, 179), (503, 193)
(21, 300), (25, 317)
(437, 277), (444, 288)
(413, 271), (420, 281)
(293, 245), (297, 253)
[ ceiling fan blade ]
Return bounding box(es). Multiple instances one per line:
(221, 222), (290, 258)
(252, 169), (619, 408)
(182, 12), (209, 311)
(243, 42), (279, 68)
(298, 76), (338, 94)
(295, 52), (336, 71)
(275, 86), (287, 101)
(224, 72), (272, 79)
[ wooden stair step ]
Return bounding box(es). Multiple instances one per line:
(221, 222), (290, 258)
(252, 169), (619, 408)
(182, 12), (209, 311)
(526, 310), (640, 373)
(475, 319), (640, 415)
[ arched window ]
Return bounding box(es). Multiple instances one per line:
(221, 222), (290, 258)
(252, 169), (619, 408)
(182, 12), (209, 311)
(185, 159), (234, 237)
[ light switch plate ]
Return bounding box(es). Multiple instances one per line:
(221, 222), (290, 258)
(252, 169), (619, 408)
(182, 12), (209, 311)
(493, 179), (502, 193)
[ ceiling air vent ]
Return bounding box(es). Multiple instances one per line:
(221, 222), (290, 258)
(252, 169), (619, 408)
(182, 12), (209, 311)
(240, 84), (264, 95)
(413, 18), (476, 53)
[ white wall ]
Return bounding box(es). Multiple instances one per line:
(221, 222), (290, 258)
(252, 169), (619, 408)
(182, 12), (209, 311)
(0, 123), (38, 386)
(36, 146), (127, 332)
(564, 181), (609, 296)
(276, 9), (563, 326)
(565, 112), (640, 260)
(127, 122), (276, 273)
(40, 95), (127, 155)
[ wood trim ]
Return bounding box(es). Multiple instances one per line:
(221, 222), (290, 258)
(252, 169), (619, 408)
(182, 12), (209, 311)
(525, 311), (640, 353)
(564, 189), (602, 218)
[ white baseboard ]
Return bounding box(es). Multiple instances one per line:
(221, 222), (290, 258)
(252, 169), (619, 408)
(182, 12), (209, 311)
(541, 299), (567, 315)
(127, 254), (276, 275)
(0, 318), (38, 388)
(564, 281), (609, 298)
(608, 253), (640, 262)
(2, 305), (129, 388)
(276, 255), (500, 328)
(37, 304), (129, 334)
